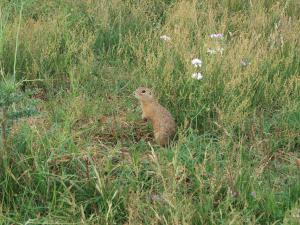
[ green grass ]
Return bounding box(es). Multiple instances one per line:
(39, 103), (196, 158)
(0, 0), (300, 224)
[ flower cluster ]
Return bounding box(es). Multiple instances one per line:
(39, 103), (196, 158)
(207, 47), (224, 55)
(160, 35), (171, 42)
(210, 33), (224, 39)
(240, 59), (251, 67)
(207, 33), (225, 56)
(191, 58), (202, 68)
(191, 58), (203, 80)
(192, 72), (203, 80)
(159, 32), (229, 81)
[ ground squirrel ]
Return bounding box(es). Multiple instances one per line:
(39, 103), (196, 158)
(135, 87), (176, 147)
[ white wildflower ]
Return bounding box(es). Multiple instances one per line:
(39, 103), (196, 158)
(160, 35), (171, 41)
(192, 72), (203, 80)
(207, 47), (224, 55)
(217, 47), (224, 54)
(150, 194), (163, 202)
(241, 60), (247, 66)
(240, 59), (251, 67)
(210, 33), (224, 39)
(207, 48), (216, 54)
(191, 58), (202, 67)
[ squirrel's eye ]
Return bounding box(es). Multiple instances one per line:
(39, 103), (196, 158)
(141, 90), (146, 93)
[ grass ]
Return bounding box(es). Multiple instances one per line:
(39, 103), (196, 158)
(0, 0), (300, 224)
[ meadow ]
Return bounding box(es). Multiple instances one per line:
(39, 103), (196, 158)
(0, 0), (300, 224)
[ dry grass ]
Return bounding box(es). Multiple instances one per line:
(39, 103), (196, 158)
(0, 0), (299, 224)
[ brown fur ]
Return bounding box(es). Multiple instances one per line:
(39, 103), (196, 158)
(135, 87), (176, 146)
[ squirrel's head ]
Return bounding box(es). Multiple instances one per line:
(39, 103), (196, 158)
(134, 87), (154, 102)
